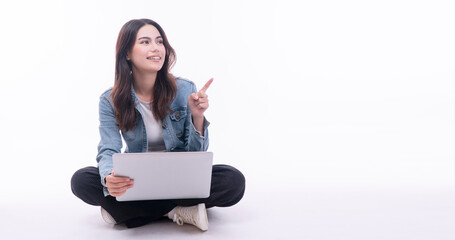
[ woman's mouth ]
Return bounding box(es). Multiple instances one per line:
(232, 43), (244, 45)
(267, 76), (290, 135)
(147, 56), (161, 60)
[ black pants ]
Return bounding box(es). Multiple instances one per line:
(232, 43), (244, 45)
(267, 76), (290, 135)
(71, 165), (245, 228)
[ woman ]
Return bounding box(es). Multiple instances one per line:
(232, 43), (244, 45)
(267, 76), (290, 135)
(71, 19), (245, 231)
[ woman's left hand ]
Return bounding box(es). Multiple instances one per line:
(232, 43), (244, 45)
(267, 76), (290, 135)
(188, 78), (213, 119)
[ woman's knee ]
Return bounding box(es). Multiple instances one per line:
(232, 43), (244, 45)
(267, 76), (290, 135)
(215, 165), (246, 206)
(229, 166), (245, 203)
(228, 166), (246, 192)
(71, 167), (99, 197)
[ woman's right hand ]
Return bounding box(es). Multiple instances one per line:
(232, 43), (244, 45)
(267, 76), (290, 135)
(105, 170), (134, 197)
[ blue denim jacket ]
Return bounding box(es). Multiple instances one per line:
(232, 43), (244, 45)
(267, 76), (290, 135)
(96, 78), (210, 196)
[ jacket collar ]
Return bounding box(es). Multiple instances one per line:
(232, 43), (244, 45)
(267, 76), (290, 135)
(130, 84), (144, 116)
(130, 84), (140, 106)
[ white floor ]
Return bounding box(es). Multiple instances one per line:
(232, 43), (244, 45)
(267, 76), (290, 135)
(1, 171), (454, 240)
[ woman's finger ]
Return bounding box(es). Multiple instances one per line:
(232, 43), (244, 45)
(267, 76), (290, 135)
(109, 183), (134, 195)
(110, 190), (126, 197)
(195, 98), (208, 105)
(107, 180), (133, 188)
(197, 92), (208, 98)
(106, 176), (134, 186)
(107, 179), (131, 185)
(191, 93), (198, 101)
(107, 174), (132, 184)
(197, 102), (209, 109)
(109, 176), (131, 183)
(198, 78), (213, 94)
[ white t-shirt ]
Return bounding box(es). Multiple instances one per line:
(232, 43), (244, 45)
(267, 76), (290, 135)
(138, 99), (166, 152)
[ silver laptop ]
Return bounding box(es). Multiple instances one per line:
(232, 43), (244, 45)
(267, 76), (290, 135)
(112, 152), (213, 201)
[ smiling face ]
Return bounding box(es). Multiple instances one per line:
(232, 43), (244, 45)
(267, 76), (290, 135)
(127, 24), (166, 74)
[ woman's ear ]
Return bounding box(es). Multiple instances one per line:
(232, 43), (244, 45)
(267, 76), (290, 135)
(126, 51), (131, 61)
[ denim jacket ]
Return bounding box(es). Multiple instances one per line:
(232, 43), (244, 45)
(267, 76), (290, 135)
(96, 78), (210, 196)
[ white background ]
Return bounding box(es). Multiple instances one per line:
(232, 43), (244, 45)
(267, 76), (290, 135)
(0, 0), (454, 239)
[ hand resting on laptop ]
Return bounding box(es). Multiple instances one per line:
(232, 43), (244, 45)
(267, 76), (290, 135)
(105, 170), (134, 197)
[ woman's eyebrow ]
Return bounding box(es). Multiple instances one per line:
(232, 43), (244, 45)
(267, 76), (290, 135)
(138, 36), (151, 40)
(138, 36), (162, 40)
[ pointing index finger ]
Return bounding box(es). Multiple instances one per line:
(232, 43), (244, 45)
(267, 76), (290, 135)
(199, 78), (214, 93)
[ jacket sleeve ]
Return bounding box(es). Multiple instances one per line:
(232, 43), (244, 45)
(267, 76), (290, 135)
(96, 94), (123, 195)
(185, 82), (210, 151)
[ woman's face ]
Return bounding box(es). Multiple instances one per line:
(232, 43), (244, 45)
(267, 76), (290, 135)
(127, 24), (166, 74)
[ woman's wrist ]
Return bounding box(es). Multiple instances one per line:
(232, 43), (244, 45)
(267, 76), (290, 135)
(192, 115), (205, 135)
(191, 114), (204, 121)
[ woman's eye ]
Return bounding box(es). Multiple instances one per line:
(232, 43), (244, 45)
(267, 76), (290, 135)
(141, 40), (150, 44)
(157, 40), (164, 44)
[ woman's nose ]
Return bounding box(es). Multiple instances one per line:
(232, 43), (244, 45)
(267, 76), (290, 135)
(150, 42), (159, 51)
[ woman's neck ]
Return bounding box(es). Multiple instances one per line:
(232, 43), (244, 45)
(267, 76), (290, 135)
(132, 69), (157, 102)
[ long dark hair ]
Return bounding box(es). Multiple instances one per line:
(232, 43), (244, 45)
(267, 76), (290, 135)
(110, 19), (177, 131)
